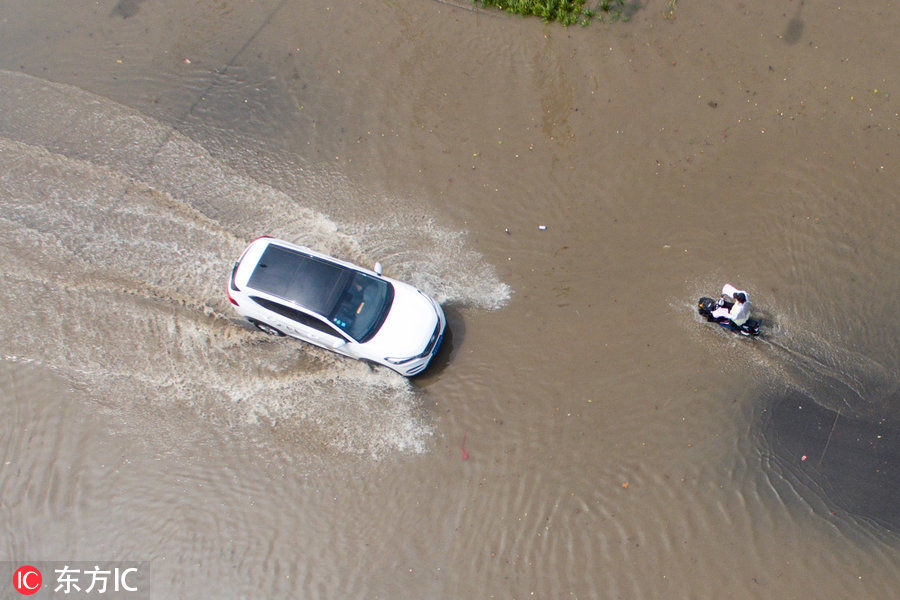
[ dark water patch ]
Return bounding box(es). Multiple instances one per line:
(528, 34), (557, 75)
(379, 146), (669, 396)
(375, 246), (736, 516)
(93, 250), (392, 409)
(761, 388), (898, 532)
(783, 1), (805, 45)
(111, 0), (146, 19)
(783, 17), (804, 45)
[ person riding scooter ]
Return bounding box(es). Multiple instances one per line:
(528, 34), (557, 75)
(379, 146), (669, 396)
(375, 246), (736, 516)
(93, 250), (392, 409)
(710, 283), (751, 326)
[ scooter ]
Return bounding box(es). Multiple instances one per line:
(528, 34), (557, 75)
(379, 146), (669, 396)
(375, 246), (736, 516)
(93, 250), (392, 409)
(697, 296), (761, 336)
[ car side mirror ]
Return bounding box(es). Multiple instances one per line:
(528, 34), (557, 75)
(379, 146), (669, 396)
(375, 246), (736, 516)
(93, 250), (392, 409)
(374, 262), (383, 276)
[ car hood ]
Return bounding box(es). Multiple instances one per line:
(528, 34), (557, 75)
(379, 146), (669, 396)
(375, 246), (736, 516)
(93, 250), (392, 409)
(364, 282), (438, 358)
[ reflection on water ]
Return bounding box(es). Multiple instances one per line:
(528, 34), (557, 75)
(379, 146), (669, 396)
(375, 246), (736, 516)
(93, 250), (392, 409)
(761, 388), (898, 530)
(751, 322), (898, 530)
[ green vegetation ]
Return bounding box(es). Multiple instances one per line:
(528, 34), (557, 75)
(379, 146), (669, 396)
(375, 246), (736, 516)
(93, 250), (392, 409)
(474, 0), (627, 26)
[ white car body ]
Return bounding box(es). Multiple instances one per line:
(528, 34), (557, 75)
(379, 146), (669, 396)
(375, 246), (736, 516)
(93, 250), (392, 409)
(228, 237), (445, 376)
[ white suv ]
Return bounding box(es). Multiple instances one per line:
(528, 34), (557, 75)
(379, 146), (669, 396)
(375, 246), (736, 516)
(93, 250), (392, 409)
(228, 237), (445, 376)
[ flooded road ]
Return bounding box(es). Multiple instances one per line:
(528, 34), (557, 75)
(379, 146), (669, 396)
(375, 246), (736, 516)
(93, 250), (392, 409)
(1, 1), (897, 598)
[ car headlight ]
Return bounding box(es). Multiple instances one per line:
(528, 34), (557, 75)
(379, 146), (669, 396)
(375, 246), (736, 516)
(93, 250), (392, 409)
(385, 355), (417, 365)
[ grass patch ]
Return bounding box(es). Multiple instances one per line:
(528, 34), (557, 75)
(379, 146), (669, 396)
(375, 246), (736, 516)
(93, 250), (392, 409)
(474, 1), (627, 26)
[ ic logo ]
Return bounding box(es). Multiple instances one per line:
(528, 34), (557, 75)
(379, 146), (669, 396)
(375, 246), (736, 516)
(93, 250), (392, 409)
(13, 565), (42, 595)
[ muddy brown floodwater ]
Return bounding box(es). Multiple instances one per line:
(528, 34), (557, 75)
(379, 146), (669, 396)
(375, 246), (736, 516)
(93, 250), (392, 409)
(1, 1), (897, 598)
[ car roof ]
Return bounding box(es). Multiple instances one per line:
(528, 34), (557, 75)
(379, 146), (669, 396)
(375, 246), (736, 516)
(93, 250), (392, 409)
(246, 243), (352, 316)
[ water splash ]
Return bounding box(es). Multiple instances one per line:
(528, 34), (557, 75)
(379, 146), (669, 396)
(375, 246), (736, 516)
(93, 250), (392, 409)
(0, 72), (512, 457)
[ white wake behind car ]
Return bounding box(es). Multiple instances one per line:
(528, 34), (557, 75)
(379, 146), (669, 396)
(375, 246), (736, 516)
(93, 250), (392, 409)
(228, 237), (445, 376)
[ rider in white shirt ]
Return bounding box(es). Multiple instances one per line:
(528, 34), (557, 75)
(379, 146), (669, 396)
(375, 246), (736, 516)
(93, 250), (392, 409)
(711, 283), (751, 326)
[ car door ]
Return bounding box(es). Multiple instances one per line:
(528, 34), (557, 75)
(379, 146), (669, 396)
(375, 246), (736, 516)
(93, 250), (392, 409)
(251, 295), (353, 354)
(279, 305), (355, 356)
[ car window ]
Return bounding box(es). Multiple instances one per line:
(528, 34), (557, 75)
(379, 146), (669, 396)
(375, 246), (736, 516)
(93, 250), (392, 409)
(247, 245), (349, 316)
(328, 272), (394, 343)
(250, 296), (344, 339)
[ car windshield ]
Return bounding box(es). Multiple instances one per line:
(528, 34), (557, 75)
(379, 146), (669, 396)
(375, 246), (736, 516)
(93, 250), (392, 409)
(328, 271), (394, 343)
